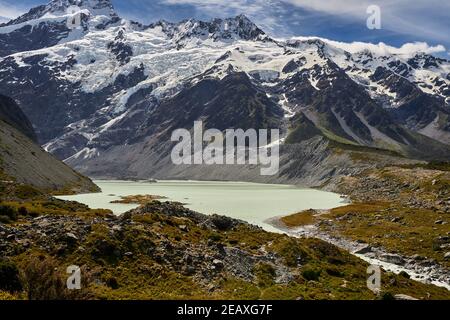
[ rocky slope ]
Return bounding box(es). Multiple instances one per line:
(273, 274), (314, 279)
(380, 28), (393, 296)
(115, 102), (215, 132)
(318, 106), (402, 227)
(1, 199), (449, 300)
(0, 95), (98, 193)
(275, 164), (450, 289)
(0, 94), (37, 142)
(0, 0), (449, 182)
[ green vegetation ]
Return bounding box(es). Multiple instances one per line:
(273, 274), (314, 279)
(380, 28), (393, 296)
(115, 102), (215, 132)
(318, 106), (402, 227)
(2, 203), (449, 300)
(0, 204), (18, 223)
(1, 162), (449, 300)
(0, 259), (23, 293)
(302, 268), (321, 281)
(13, 185), (43, 200)
(399, 161), (450, 172)
(0, 199), (112, 222)
(280, 209), (316, 228)
(305, 164), (450, 268)
(285, 113), (323, 144)
(321, 202), (449, 268)
(254, 263), (276, 287)
(111, 194), (167, 205)
(329, 140), (405, 160)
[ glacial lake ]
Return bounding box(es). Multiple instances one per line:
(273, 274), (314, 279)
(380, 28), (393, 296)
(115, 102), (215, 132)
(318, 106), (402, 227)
(57, 180), (347, 232)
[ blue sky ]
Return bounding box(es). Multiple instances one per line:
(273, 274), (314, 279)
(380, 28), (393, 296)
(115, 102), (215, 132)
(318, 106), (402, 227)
(1, 0), (449, 56)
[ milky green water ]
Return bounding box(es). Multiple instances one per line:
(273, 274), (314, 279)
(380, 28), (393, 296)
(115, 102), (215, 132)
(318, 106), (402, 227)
(57, 180), (347, 232)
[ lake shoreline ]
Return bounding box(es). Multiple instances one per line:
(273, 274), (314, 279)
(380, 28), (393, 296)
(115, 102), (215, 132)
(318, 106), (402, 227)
(267, 216), (450, 291)
(57, 176), (450, 292)
(57, 179), (347, 233)
(266, 165), (450, 292)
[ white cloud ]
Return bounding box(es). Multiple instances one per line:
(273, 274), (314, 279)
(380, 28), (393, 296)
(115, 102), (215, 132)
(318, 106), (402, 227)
(283, 0), (370, 15)
(161, 0), (450, 45)
(164, 0), (271, 16)
(161, 0), (287, 32)
(291, 37), (446, 58)
(283, 0), (450, 43)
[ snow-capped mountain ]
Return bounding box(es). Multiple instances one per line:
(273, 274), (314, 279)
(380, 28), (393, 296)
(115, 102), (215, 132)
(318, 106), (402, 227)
(0, 0), (449, 182)
(0, 0), (119, 57)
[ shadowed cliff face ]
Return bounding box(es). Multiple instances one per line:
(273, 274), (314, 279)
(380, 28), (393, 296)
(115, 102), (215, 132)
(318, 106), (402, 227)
(0, 94), (37, 142)
(0, 95), (98, 193)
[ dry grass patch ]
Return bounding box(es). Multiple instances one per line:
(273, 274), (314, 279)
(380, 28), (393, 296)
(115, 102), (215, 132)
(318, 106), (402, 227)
(111, 194), (167, 205)
(321, 202), (450, 267)
(280, 209), (317, 228)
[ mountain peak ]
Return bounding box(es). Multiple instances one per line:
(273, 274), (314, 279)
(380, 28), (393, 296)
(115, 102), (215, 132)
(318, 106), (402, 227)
(232, 14), (254, 25)
(150, 14), (267, 45)
(4, 0), (116, 27)
(47, 0), (115, 13)
(212, 14), (266, 41)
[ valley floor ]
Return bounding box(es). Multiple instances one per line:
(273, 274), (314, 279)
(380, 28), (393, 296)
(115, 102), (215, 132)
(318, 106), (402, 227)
(0, 164), (449, 300)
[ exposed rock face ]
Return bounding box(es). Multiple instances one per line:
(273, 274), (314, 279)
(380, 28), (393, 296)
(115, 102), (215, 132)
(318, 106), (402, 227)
(2, 200), (449, 299)
(0, 201), (286, 286)
(0, 96), (98, 193)
(0, 0), (118, 57)
(336, 166), (450, 212)
(381, 253), (406, 266)
(0, 94), (37, 142)
(0, 0), (449, 182)
(150, 14), (268, 46)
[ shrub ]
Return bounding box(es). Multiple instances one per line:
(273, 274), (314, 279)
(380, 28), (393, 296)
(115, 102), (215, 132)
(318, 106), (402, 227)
(22, 255), (94, 300)
(399, 271), (410, 279)
(255, 263), (276, 287)
(302, 268), (321, 281)
(22, 255), (67, 300)
(380, 291), (395, 300)
(89, 237), (122, 264)
(18, 206), (28, 216)
(272, 238), (307, 267)
(14, 185), (42, 200)
(326, 266), (343, 277)
(0, 215), (11, 224)
(27, 210), (40, 218)
(105, 277), (119, 289)
(0, 259), (23, 293)
(0, 204), (17, 222)
(208, 233), (222, 242)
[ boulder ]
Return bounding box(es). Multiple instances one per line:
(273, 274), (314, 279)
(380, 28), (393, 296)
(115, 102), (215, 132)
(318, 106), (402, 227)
(391, 217), (403, 223)
(354, 245), (373, 254)
(208, 215), (237, 231)
(380, 253), (405, 265)
(65, 232), (78, 242)
(411, 254), (426, 261)
(394, 294), (418, 300)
